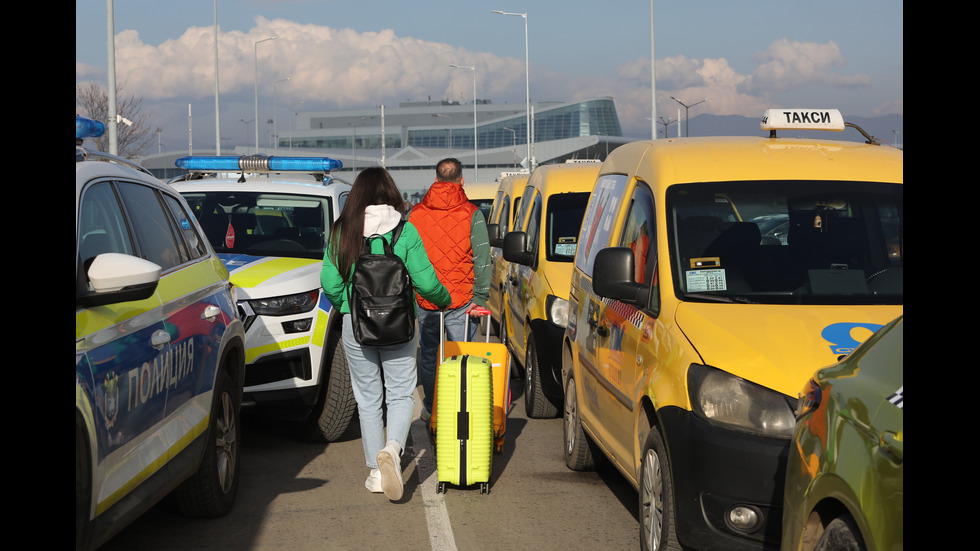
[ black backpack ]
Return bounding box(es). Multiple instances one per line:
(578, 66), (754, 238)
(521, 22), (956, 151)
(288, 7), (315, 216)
(348, 221), (416, 346)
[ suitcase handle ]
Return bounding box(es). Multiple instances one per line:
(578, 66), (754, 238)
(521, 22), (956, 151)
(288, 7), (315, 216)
(439, 306), (493, 361)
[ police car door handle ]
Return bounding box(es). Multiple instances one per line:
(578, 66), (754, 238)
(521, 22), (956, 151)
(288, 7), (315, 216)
(151, 329), (171, 350)
(202, 305), (221, 322)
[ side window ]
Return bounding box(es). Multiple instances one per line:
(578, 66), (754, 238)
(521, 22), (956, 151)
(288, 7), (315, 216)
(498, 196), (511, 235)
(78, 181), (135, 268)
(164, 193), (207, 260)
(617, 182), (659, 313)
(525, 192), (542, 254)
(117, 182), (184, 271)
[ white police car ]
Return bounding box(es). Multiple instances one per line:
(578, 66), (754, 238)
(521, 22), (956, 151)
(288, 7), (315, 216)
(169, 155), (355, 441)
(76, 116), (247, 550)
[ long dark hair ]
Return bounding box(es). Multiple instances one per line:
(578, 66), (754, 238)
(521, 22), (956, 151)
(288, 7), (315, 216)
(328, 166), (404, 281)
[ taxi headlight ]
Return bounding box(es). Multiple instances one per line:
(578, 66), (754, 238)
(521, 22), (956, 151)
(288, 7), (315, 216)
(687, 364), (796, 439)
(248, 290), (318, 316)
(546, 294), (569, 328)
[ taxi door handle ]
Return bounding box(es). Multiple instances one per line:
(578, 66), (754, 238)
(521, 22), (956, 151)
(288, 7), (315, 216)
(151, 329), (171, 350)
(202, 305), (221, 322)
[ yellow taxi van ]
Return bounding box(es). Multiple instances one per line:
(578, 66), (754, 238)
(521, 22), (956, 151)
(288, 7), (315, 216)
(464, 180), (500, 222)
(486, 172), (529, 339)
(561, 109), (903, 551)
(501, 161), (600, 418)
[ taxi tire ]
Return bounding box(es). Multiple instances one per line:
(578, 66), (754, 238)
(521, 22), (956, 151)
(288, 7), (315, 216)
(815, 515), (865, 551)
(309, 330), (357, 442)
(524, 332), (559, 419)
(174, 368), (240, 517)
(563, 374), (596, 471)
(639, 428), (682, 551)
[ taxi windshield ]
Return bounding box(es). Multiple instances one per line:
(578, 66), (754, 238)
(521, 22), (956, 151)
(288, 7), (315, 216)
(666, 180), (903, 305)
(181, 191), (333, 259)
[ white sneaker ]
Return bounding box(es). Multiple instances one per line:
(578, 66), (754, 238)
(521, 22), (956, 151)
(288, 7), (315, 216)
(365, 469), (383, 493)
(376, 442), (404, 500)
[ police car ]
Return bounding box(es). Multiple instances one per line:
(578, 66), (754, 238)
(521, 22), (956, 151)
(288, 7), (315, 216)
(76, 116), (246, 550)
(169, 155), (355, 441)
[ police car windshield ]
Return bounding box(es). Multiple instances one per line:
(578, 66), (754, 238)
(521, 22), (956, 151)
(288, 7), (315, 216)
(180, 192), (332, 259)
(666, 180), (903, 305)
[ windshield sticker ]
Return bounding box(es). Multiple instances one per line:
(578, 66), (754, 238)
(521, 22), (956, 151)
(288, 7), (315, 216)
(555, 243), (577, 256)
(686, 268), (727, 292)
(690, 257), (721, 268)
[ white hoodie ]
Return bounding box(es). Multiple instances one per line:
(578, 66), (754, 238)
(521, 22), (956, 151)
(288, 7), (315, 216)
(362, 204), (402, 237)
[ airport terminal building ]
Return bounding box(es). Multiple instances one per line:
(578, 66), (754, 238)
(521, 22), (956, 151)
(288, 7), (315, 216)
(142, 97), (629, 190)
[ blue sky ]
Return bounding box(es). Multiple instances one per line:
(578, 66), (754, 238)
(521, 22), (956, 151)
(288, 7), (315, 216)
(76, 0), (903, 152)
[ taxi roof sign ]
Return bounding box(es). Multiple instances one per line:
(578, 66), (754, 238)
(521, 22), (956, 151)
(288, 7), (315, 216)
(760, 109), (845, 132)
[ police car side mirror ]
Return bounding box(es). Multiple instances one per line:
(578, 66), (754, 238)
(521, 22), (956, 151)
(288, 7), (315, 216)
(487, 223), (502, 247)
(77, 253), (161, 308)
(593, 247), (649, 305)
(502, 231), (533, 266)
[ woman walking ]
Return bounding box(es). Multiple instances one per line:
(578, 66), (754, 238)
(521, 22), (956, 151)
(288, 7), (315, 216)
(321, 167), (450, 500)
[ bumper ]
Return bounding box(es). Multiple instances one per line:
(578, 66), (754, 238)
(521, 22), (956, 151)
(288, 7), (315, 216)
(659, 406), (789, 551)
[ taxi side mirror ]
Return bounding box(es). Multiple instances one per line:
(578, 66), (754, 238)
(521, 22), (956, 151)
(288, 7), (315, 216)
(487, 223), (502, 247)
(502, 231), (533, 266)
(593, 247), (649, 305)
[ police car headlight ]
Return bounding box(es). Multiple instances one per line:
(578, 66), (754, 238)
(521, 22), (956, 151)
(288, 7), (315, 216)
(546, 294), (569, 328)
(248, 290), (318, 316)
(687, 364), (796, 438)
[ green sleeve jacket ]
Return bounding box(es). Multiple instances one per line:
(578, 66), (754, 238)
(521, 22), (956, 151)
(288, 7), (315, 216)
(320, 221), (451, 315)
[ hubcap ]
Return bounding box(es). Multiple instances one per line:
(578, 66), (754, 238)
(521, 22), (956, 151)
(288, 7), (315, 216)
(640, 448), (664, 550)
(215, 391), (238, 493)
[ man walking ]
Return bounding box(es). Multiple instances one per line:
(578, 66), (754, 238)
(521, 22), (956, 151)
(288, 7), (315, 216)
(409, 158), (491, 421)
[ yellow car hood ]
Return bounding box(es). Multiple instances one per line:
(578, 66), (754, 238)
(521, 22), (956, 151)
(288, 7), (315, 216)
(674, 302), (903, 396)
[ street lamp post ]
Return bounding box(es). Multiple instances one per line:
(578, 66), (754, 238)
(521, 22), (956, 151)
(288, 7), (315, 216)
(492, 10), (532, 171)
(289, 101), (304, 152)
(450, 64), (478, 180)
(502, 126), (517, 168)
(240, 118), (253, 147)
(273, 77), (290, 155)
(670, 96), (708, 137)
(253, 35), (279, 152)
(347, 117), (367, 173)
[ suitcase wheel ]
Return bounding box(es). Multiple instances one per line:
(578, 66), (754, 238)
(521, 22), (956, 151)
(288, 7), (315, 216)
(480, 482), (489, 494)
(437, 481), (446, 494)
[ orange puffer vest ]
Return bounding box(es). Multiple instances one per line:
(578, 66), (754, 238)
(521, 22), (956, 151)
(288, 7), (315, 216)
(409, 181), (477, 310)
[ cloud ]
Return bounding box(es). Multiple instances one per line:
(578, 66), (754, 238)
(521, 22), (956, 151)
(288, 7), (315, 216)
(747, 38), (872, 93)
(78, 17), (889, 146)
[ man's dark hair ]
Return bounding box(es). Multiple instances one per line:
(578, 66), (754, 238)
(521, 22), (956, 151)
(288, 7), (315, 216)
(436, 158), (463, 183)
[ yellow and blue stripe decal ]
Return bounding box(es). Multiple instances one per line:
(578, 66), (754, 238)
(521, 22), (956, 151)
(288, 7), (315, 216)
(219, 253), (320, 288)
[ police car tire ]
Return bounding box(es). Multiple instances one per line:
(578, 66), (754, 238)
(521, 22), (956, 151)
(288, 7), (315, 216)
(76, 417), (93, 551)
(173, 368), (240, 517)
(311, 330), (357, 442)
(563, 374), (596, 471)
(639, 428), (682, 551)
(524, 332), (559, 419)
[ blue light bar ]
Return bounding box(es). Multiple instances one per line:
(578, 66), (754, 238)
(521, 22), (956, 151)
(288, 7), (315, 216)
(175, 155), (343, 173)
(76, 115), (105, 140)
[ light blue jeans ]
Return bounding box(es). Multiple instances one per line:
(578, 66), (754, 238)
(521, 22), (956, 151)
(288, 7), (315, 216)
(341, 314), (418, 469)
(417, 305), (478, 414)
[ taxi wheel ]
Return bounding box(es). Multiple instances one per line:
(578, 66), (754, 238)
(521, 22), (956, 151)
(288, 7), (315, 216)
(174, 368), (240, 517)
(815, 515), (865, 551)
(525, 332), (559, 419)
(639, 428), (682, 551)
(563, 375), (596, 471)
(310, 330), (357, 442)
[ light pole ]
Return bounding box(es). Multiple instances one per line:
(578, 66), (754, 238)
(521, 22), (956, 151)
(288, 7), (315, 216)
(347, 117), (367, 172)
(450, 64), (478, 180)
(289, 101), (304, 152)
(492, 10), (532, 171)
(213, 0), (221, 154)
(502, 126), (517, 168)
(240, 118), (253, 148)
(658, 116), (676, 138)
(670, 96), (708, 137)
(253, 35), (279, 152)
(273, 77), (290, 155)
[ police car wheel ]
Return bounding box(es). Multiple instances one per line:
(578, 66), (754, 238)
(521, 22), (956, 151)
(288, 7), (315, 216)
(563, 375), (596, 471)
(524, 332), (559, 419)
(308, 329), (357, 442)
(639, 428), (681, 551)
(174, 369), (241, 517)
